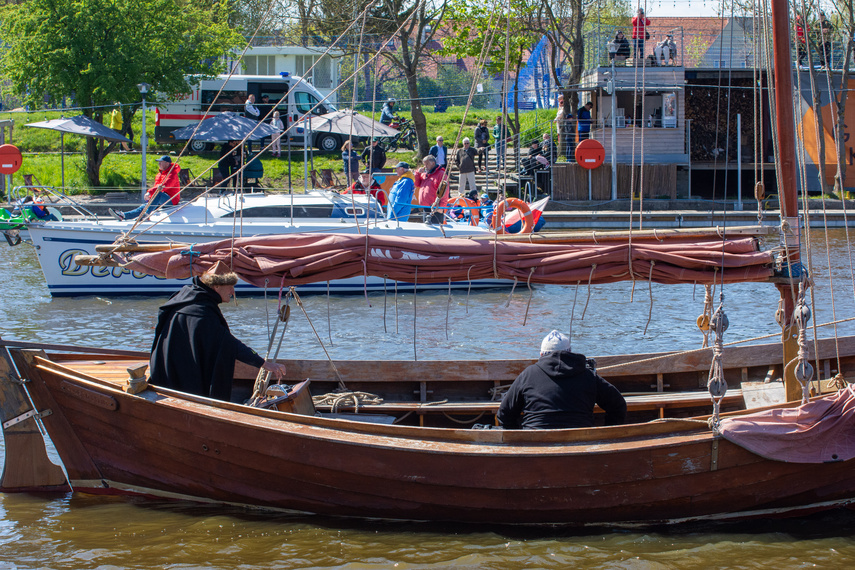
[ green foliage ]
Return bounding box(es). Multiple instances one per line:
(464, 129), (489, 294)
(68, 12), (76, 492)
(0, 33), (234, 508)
(0, 0), (243, 186)
(382, 67), (491, 111)
(0, 0), (241, 110)
(442, 0), (540, 77)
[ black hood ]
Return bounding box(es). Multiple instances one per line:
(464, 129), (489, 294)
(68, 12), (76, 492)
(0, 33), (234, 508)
(159, 278), (225, 322)
(535, 351), (588, 379)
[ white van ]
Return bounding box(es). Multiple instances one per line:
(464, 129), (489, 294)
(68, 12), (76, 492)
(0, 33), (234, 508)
(154, 73), (339, 152)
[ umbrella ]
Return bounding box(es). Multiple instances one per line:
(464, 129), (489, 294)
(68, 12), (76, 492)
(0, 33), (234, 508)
(25, 115), (132, 189)
(171, 112), (279, 142)
(307, 110), (398, 138)
(25, 115), (131, 143)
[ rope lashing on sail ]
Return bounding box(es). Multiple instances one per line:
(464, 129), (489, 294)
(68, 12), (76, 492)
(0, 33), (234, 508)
(791, 281), (814, 404)
(313, 391), (384, 414)
(707, 301), (729, 434)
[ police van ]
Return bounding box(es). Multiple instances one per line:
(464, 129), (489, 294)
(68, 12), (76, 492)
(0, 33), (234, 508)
(155, 73), (339, 152)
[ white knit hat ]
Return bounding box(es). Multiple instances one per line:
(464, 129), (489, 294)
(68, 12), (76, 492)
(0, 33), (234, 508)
(540, 330), (571, 355)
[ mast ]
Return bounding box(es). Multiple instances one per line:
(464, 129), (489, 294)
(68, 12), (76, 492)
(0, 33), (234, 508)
(770, 0), (802, 401)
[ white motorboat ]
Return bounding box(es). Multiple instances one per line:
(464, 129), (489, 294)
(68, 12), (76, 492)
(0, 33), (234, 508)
(24, 190), (507, 296)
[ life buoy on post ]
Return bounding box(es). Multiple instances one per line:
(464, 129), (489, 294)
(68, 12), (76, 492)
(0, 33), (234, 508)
(491, 198), (533, 234)
(448, 196), (480, 226)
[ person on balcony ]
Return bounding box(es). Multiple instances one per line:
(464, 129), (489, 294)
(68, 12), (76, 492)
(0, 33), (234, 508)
(819, 12), (835, 68)
(608, 31), (631, 65)
(654, 34), (677, 66)
(631, 8), (651, 62)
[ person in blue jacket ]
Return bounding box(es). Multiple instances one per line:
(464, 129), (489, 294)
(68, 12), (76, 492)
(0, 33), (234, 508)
(387, 162), (415, 221)
(479, 193), (494, 225)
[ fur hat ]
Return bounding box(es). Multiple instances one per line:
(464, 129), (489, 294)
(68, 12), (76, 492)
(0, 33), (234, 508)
(540, 330), (571, 355)
(200, 260), (238, 287)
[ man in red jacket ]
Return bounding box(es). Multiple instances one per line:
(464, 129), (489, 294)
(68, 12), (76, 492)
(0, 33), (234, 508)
(414, 154), (448, 223)
(111, 156), (181, 220)
(631, 8), (651, 62)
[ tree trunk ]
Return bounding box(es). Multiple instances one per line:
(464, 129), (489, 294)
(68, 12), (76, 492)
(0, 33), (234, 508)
(85, 137), (103, 187)
(405, 70), (429, 158)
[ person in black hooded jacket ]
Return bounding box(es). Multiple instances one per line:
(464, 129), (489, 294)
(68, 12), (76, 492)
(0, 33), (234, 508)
(149, 261), (286, 401)
(498, 330), (626, 429)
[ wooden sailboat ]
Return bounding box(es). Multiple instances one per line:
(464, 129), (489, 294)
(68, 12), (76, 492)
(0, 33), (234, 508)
(2, 1), (855, 524)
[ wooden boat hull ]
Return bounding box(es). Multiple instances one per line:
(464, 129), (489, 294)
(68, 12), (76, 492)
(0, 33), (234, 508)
(8, 349), (855, 525)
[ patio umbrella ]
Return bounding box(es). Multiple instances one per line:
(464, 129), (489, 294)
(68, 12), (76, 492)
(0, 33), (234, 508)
(171, 112), (279, 142)
(307, 110), (398, 138)
(25, 115), (132, 189)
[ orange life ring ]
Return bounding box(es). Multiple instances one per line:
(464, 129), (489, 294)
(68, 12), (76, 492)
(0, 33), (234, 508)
(448, 196), (480, 226)
(491, 198), (533, 234)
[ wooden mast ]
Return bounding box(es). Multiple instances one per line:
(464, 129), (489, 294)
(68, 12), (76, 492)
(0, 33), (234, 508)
(770, 0), (802, 401)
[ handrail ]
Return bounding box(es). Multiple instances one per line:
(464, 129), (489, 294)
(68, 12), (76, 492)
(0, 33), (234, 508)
(8, 185), (99, 221)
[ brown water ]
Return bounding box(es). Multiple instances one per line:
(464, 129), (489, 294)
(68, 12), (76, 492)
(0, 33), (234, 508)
(2, 232), (855, 567)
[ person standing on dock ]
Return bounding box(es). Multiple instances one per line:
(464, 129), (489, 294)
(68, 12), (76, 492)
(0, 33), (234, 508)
(387, 161), (415, 221)
(455, 137), (477, 196)
(474, 119), (490, 172)
(498, 330), (627, 430)
(414, 154), (447, 223)
(429, 136), (448, 168)
(149, 261), (286, 401)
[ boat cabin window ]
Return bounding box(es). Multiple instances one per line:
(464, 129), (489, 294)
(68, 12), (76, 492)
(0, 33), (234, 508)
(221, 205), (337, 219)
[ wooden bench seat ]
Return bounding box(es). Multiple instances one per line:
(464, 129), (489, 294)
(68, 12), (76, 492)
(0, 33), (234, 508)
(314, 389), (744, 415)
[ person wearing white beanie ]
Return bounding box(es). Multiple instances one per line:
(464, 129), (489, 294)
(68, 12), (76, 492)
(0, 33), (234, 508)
(498, 330), (627, 429)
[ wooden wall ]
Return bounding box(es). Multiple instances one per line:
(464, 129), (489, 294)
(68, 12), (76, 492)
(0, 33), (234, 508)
(552, 163), (677, 200)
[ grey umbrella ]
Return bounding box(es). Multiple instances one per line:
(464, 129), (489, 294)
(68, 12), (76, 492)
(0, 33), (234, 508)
(171, 111), (279, 142)
(25, 115), (132, 189)
(307, 110), (398, 138)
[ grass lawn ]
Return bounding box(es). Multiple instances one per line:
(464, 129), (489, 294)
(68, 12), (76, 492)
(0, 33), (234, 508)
(4, 107), (557, 194)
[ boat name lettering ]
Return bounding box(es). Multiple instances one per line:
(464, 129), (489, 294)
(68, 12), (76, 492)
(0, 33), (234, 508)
(58, 248), (163, 280)
(369, 248), (458, 261)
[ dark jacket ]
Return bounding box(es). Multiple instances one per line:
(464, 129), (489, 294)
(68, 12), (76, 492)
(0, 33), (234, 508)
(429, 144), (448, 166)
(361, 144), (387, 170)
(149, 279), (264, 401)
(455, 146), (477, 174)
(498, 351), (627, 429)
(474, 125), (490, 148)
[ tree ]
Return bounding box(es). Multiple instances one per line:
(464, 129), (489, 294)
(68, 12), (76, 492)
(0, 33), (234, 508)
(0, 0), (242, 186)
(443, 0), (542, 136)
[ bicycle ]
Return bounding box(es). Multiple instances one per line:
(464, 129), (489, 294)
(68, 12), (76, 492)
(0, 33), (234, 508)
(382, 117), (417, 152)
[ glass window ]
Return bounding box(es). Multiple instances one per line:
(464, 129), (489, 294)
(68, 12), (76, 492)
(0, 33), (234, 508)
(294, 91), (321, 115)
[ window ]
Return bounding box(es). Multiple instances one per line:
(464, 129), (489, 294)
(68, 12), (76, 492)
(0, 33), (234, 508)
(295, 55), (334, 88)
(243, 56), (276, 75)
